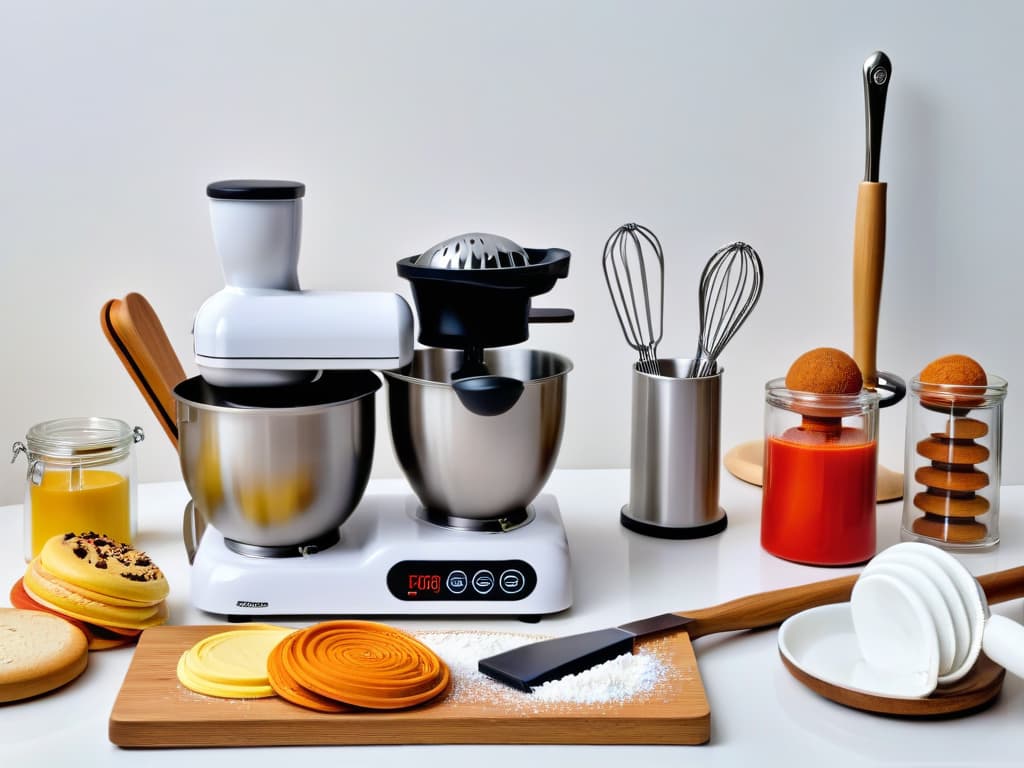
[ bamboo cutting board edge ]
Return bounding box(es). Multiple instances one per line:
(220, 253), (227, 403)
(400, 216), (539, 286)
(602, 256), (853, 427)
(109, 625), (711, 747)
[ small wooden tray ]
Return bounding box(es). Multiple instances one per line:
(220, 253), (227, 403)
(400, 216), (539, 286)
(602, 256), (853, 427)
(109, 625), (711, 747)
(781, 652), (1005, 717)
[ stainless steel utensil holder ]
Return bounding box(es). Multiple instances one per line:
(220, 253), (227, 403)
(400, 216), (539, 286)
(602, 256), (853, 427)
(621, 359), (727, 538)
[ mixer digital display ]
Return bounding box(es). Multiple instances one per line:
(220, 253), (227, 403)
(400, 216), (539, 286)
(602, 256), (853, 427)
(386, 560), (537, 601)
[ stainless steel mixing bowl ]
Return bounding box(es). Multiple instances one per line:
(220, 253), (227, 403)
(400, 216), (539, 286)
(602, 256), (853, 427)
(172, 371), (379, 548)
(384, 348), (572, 520)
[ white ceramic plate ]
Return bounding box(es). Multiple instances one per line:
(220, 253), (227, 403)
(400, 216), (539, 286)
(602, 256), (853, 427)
(778, 600), (938, 699)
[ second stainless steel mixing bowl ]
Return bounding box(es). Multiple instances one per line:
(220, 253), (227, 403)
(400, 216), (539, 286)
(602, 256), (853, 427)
(384, 348), (571, 520)
(173, 371), (380, 548)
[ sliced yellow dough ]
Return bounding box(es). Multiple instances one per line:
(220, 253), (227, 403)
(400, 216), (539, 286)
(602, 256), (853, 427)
(177, 627), (294, 699)
(39, 533), (168, 603)
(177, 652), (276, 699)
(23, 563), (161, 626)
(21, 579), (168, 630)
(29, 558), (162, 608)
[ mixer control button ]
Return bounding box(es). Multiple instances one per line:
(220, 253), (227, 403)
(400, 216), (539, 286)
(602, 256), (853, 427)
(472, 570), (495, 595)
(446, 570), (468, 594)
(499, 569), (525, 594)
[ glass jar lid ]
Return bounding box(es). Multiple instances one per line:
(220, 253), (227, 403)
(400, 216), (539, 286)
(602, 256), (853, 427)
(24, 417), (141, 459)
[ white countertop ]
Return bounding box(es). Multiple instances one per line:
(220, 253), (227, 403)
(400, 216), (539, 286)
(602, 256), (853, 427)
(2, 469), (1022, 767)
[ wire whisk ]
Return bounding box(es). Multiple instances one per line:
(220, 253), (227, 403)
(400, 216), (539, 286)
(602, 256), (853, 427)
(688, 241), (764, 378)
(602, 223), (665, 375)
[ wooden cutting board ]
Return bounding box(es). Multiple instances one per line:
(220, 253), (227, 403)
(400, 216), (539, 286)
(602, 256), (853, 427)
(109, 625), (711, 747)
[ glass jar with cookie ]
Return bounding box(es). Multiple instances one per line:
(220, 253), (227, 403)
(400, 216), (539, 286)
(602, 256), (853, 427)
(901, 355), (1006, 550)
(11, 417), (144, 561)
(761, 348), (880, 566)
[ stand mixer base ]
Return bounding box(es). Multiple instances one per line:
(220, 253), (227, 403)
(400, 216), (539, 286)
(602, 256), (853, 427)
(190, 493), (573, 619)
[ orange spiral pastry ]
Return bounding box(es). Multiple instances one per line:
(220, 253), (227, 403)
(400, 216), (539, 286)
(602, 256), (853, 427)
(267, 630), (350, 713)
(268, 620), (449, 711)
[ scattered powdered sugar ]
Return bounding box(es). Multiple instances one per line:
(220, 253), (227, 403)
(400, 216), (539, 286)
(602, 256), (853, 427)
(416, 630), (672, 709)
(530, 651), (662, 704)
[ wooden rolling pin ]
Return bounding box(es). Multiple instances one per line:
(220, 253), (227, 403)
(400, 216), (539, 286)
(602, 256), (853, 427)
(480, 564), (1024, 690)
(852, 51), (891, 392)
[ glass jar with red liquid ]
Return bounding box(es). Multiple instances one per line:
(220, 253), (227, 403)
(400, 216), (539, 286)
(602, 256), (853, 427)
(761, 380), (879, 565)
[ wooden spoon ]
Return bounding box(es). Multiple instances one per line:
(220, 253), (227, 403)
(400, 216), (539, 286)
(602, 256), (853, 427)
(100, 293), (202, 559)
(100, 293), (187, 446)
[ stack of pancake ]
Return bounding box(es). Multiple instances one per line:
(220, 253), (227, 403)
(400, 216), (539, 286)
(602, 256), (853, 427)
(11, 531), (169, 650)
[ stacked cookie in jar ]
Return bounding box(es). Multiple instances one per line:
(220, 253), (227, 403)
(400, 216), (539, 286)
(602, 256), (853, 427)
(902, 354), (1007, 549)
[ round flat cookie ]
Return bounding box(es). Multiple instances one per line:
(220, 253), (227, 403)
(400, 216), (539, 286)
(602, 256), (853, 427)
(0, 608), (88, 703)
(39, 533), (168, 603)
(913, 491), (990, 518)
(913, 514), (988, 543)
(940, 418), (988, 440)
(915, 465), (989, 492)
(916, 438), (989, 465)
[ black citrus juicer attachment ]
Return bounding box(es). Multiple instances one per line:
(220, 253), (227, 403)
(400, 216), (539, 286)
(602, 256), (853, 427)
(396, 233), (574, 416)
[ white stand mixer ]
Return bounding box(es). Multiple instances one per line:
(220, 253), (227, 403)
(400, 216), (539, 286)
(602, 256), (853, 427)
(183, 180), (573, 620)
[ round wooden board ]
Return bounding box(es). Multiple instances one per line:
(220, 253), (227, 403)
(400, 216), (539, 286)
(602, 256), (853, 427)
(779, 651), (1005, 718)
(723, 439), (904, 502)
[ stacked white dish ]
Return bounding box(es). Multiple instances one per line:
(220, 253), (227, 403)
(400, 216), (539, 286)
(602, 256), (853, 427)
(779, 541), (1024, 698)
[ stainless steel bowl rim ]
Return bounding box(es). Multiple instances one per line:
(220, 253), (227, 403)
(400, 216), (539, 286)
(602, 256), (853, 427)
(172, 371), (381, 415)
(383, 348), (573, 388)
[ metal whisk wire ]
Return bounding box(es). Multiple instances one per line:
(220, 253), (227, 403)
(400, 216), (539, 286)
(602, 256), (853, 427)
(602, 223), (665, 375)
(688, 241), (764, 378)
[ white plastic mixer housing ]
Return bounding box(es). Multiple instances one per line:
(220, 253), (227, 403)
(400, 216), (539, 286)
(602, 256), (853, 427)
(197, 180), (413, 385)
(190, 494), (573, 619)
(193, 289), (414, 381)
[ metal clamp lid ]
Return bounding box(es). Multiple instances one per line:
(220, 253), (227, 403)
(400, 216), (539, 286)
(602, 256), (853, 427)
(13, 418), (144, 463)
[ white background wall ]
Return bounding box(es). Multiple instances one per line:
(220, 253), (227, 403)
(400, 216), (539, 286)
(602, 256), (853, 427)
(2, 0), (1022, 505)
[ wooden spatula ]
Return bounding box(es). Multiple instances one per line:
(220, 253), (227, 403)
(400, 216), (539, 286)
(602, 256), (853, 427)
(100, 293), (187, 446)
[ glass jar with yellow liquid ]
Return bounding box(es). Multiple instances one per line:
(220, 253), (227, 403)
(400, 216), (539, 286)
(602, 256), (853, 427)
(12, 417), (144, 560)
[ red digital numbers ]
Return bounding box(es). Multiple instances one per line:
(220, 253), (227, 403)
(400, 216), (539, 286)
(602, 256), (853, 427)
(408, 574), (441, 594)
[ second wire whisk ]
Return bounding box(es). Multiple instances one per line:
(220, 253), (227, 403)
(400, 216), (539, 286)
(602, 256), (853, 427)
(687, 241), (764, 378)
(602, 223), (665, 375)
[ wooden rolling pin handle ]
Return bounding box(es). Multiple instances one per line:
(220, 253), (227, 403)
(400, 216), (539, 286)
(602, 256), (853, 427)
(681, 574), (857, 640)
(977, 566), (1024, 606)
(852, 181), (887, 390)
(680, 565), (1024, 641)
